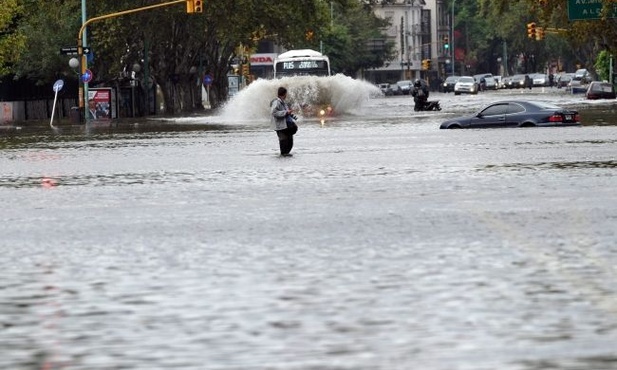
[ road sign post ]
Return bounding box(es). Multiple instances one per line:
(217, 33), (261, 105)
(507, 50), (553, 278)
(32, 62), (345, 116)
(203, 74), (213, 108)
(50, 79), (64, 127)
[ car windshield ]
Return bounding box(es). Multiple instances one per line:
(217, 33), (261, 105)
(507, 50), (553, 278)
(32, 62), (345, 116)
(459, 77), (474, 83)
(397, 80), (411, 86)
(445, 77), (458, 83)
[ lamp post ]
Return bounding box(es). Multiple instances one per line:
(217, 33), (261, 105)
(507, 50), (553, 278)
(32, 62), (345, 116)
(451, 0), (455, 76)
(69, 57), (81, 123)
(81, 0), (89, 122)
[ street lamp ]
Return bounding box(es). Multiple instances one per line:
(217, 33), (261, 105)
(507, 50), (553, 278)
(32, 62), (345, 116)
(451, 0), (455, 76)
(69, 57), (79, 69)
(68, 58), (82, 123)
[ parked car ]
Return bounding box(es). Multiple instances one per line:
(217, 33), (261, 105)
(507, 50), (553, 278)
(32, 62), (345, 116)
(439, 100), (580, 129)
(501, 76), (512, 89)
(442, 76), (459, 93)
(454, 76), (478, 95)
(531, 73), (548, 87)
(574, 68), (588, 80)
(391, 83), (403, 95)
(396, 80), (413, 95)
(585, 81), (616, 100)
(379, 83), (394, 96)
(507, 74), (527, 89)
(473, 73), (497, 90)
(569, 78), (591, 94)
(556, 73), (573, 88)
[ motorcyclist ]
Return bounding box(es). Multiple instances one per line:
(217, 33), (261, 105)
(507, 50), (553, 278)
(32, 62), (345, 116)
(411, 79), (429, 111)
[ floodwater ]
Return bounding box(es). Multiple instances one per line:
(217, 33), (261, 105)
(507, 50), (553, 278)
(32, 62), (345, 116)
(1, 78), (617, 370)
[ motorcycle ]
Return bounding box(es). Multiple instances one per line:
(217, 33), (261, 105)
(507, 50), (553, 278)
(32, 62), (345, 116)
(414, 100), (442, 111)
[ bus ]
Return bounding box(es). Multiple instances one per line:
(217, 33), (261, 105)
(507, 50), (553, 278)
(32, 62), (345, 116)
(273, 49), (331, 78)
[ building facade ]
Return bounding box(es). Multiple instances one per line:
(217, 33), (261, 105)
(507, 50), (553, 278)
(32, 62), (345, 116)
(368, 0), (452, 89)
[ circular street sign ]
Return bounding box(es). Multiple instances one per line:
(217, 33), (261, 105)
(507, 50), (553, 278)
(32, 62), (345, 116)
(81, 69), (93, 83)
(52, 79), (65, 92)
(203, 74), (213, 86)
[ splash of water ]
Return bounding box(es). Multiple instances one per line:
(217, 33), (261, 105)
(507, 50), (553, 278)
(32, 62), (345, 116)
(220, 74), (382, 122)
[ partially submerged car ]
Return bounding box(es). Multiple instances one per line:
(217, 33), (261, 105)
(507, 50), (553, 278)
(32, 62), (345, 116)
(585, 81), (616, 100)
(440, 100), (580, 129)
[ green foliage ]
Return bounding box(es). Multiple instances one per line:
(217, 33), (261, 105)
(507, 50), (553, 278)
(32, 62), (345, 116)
(319, 0), (395, 76)
(0, 0), (26, 77)
(594, 50), (611, 81)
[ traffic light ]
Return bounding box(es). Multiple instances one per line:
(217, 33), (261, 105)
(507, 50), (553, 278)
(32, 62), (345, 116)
(527, 22), (536, 39)
(426, 59), (431, 70)
(193, 0), (203, 13)
(443, 36), (449, 50)
(305, 30), (314, 41)
(186, 0), (202, 13)
(241, 64), (249, 76)
(421, 59), (427, 70)
(536, 27), (545, 40)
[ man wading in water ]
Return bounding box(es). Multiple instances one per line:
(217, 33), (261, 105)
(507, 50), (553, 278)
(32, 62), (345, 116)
(270, 87), (297, 157)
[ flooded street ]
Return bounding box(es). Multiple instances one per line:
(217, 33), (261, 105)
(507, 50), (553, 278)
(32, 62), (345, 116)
(1, 82), (617, 370)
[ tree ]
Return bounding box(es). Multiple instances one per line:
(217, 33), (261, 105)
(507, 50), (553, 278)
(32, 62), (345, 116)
(84, 0), (330, 113)
(0, 0), (26, 77)
(480, 0), (617, 75)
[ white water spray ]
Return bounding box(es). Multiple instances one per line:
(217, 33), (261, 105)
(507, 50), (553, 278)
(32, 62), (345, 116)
(220, 74), (382, 122)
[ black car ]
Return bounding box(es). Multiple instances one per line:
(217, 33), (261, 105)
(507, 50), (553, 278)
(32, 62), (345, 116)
(439, 100), (580, 129)
(442, 76), (459, 93)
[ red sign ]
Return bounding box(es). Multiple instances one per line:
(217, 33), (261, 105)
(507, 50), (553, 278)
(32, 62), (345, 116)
(249, 53), (277, 66)
(87, 89), (112, 120)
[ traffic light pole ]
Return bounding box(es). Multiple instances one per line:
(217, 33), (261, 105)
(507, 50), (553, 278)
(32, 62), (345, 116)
(77, 0), (189, 122)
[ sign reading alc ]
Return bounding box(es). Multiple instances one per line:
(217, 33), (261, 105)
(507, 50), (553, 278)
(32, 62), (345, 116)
(568, 0), (617, 20)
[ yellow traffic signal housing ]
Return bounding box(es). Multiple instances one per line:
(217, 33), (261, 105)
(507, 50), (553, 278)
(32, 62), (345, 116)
(536, 27), (545, 40)
(241, 64), (249, 76)
(186, 0), (202, 13)
(426, 59), (432, 70)
(193, 0), (203, 13)
(527, 22), (536, 39)
(421, 59), (427, 70)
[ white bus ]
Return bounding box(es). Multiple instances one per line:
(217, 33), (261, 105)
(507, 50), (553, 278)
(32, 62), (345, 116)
(273, 49), (331, 78)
